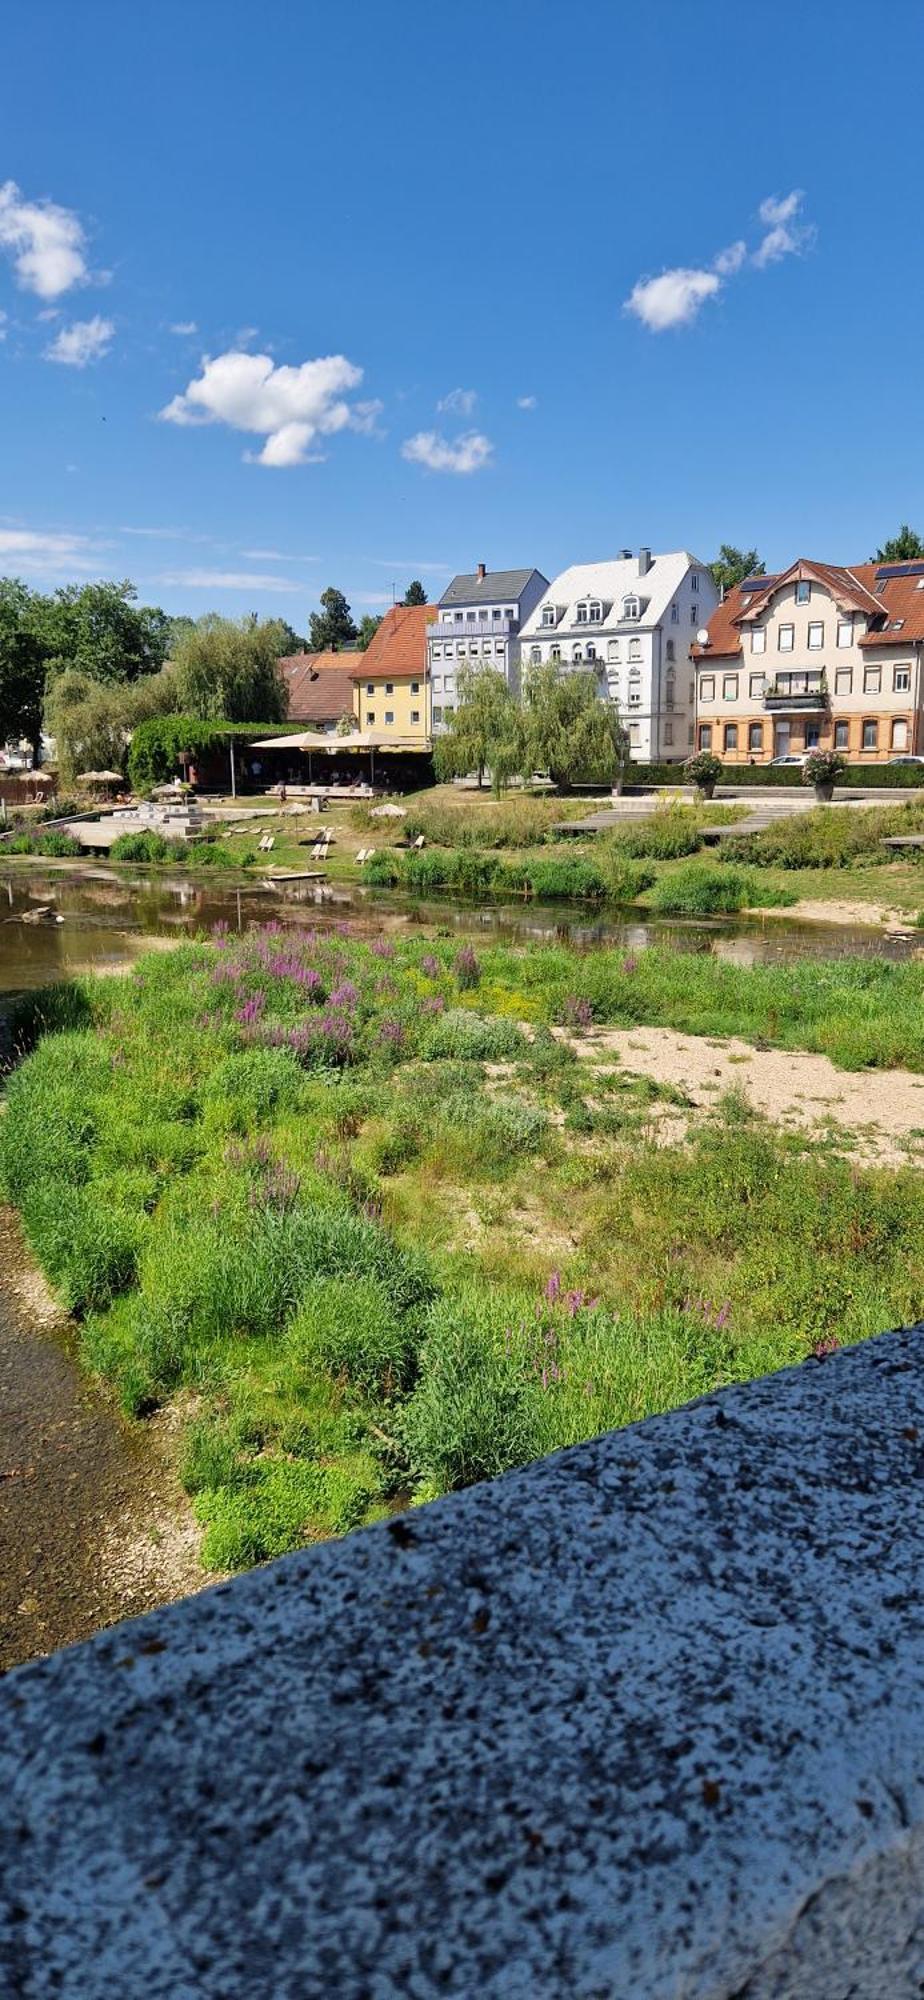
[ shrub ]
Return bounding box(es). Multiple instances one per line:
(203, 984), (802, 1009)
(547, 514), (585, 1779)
(499, 855), (608, 900)
(287, 1274), (420, 1396)
(803, 748), (847, 788)
(598, 854), (657, 903)
(200, 1047), (306, 1131)
(683, 751), (723, 790)
(400, 1290), (546, 1489)
(420, 1008), (525, 1061)
(361, 853), (401, 886)
(604, 813), (704, 860)
(648, 863), (782, 916)
(454, 944), (481, 989)
(110, 831), (186, 863)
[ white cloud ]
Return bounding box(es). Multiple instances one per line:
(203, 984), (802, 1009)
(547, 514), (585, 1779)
(753, 190), (814, 267)
(401, 430), (493, 475)
(0, 181), (89, 298)
(36, 307), (60, 322)
(239, 547), (319, 562)
(713, 240), (747, 276)
(625, 267), (721, 332)
(170, 320), (197, 335)
(437, 386), (478, 416)
(625, 192), (814, 331)
(0, 310), (6, 341)
(516, 394), (537, 410)
(0, 527), (102, 573)
(45, 315), (114, 367)
(157, 567), (301, 592)
(159, 349), (371, 466)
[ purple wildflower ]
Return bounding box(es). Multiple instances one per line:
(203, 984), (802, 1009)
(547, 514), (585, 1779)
(420, 952), (440, 980)
(545, 1270), (561, 1304)
(454, 944), (480, 991)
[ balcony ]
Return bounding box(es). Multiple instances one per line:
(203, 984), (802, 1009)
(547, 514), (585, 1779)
(763, 676), (828, 713)
(429, 616), (516, 641)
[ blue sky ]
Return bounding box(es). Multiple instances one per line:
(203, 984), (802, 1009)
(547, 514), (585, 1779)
(2, 0), (922, 627)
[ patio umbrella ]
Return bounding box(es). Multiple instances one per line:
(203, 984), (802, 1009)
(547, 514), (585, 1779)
(77, 770), (124, 785)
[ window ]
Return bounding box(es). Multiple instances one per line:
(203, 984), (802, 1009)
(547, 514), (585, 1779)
(622, 594), (640, 620)
(671, 603), (679, 623)
(431, 645), (441, 660)
(576, 603), (588, 624)
(456, 643), (466, 657)
(550, 645), (561, 663)
(778, 624), (794, 651)
(454, 612), (463, 624)
(690, 607), (698, 626)
(541, 605), (556, 626)
(863, 665), (881, 694)
(628, 672), (641, 706)
(749, 722), (763, 753)
(724, 723), (738, 752)
(586, 642), (596, 662)
(835, 669), (852, 696)
(664, 721), (674, 745)
(410, 709), (420, 725)
(411, 680), (420, 694)
(384, 710), (394, 725)
(805, 725), (821, 749)
(588, 601), (602, 623)
(385, 682), (394, 694)
(629, 638), (641, 661)
(689, 680), (695, 704)
(665, 673), (675, 709)
(503, 609), (515, 620)
(629, 724), (641, 747)
(723, 674), (739, 701)
(808, 622), (824, 649)
(481, 641), (492, 655)
(432, 675), (442, 694)
(494, 642), (504, 655)
(666, 640), (675, 662)
(892, 718), (909, 750)
(699, 724), (713, 750)
(444, 705), (455, 719)
(444, 676), (455, 694)
(837, 618), (853, 648)
(751, 627), (766, 654)
(688, 724), (695, 745)
(834, 721), (849, 750)
(432, 706), (443, 724)
(700, 675), (715, 701)
(795, 580), (811, 605)
(365, 681), (375, 696)
(465, 612), (476, 624)
(530, 646), (541, 664)
(571, 644), (583, 664)
(862, 720), (878, 751)
(492, 607), (502, 622)
(750, 674), (765, 699)
(366, 711), (375, 725)
(608, 640), (620, 661)
(691, 572), (699, 593)
(895, 665), (911, 692)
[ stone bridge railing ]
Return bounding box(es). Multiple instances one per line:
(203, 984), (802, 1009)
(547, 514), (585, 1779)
(3, 1326), (924, 1997)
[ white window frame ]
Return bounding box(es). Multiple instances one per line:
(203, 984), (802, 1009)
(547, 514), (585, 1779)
(894, 665), (911, 692)
(751, 627), (766, 654)
(808, 622), (824, 649)
(778, 624), (795, 652)
(837, 618), (853, 648)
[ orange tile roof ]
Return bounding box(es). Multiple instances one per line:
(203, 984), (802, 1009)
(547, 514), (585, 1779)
(349, 604), (435, 681)
(692, 559), (924, 660)
(279, 655), (356, 725)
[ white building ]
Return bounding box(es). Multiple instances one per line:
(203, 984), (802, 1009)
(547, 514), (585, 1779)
(427, 564), (549, 727)
(518, 548), (718, 762)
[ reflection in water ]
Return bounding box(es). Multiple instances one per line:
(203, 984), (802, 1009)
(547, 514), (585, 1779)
(0, 862), (917, 995)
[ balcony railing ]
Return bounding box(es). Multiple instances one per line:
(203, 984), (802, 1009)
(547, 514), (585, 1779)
(429, 616), (516, 640)
(763, 679), (828, 712)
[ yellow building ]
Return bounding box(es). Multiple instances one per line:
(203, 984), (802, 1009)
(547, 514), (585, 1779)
(350, 604), (434, 746)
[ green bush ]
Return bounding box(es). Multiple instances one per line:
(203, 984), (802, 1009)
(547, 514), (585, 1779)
(199, 1047), (306, 1132)
(287, 1274), (420, 1396)
(724, 800), (924, 870)
(647, 863), (793, 916)
(498, 855), (607, 900)
(400, 1290), (546, 1489)
(604, 813), (704, 860)
(420, 1008), (525, 1061)
(110, 831), (186, 863)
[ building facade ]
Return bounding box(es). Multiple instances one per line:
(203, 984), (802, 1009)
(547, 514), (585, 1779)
(349, 603), (435, 747)
(692, 559), (924, 764)
(518, 549), (718, 762)
(279, 652), (356, 732)
(427, 564), (549, 726)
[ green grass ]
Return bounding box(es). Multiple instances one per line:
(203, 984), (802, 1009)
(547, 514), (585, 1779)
(4, 924), (924, 1573)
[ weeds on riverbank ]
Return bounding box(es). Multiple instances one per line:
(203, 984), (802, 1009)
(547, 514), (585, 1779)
(5, 925), (924, 1571)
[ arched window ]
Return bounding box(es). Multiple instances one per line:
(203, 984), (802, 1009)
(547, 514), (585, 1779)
(608, 639), (620, 661)
(629, 638), (641, 661)
(666, 639), (675, 662)
(586, 642), (596, 662)
(622, 594), (640, 621)
(550, 644), (561, 663)
(541, 604), (556, 627)
(572, 643), (583, 664)
(530, 645), (541, 664)
(588, 600), (602, 623)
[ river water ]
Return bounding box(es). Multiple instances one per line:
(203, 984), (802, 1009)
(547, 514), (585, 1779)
(0, 860), (916, 1668)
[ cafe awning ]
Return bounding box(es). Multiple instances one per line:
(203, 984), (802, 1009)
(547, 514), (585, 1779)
(248, 731), (426, 753)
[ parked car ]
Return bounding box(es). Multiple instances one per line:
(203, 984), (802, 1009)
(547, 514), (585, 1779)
(888, 755), (924, 766)
(768, 753), (807, 767)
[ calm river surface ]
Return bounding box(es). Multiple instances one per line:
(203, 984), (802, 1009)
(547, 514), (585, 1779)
(0, 859), (915, 1668)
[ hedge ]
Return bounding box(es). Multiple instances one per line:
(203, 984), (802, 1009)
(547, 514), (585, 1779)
(615, 763), (924, 791)
(127, 718), (292, 792)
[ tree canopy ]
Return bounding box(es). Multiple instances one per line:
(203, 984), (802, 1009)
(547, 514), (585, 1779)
(523, 662), (629, 789)
(874, 525), (924, 562)
(45, 665), (178, 784)
(433, 666), (523, 792)
(31, 580), (171, 683)
(402, 580), (428, 606)
(171, 615), (288, 723)
(357, 613), (383, 652)
(709, 546), (765, 595)
(308, 587), (357, 653)
(0, 579), (48, 759)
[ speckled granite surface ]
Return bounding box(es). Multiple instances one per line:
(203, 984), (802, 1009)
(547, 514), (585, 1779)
(3, 1327), (924, 1998)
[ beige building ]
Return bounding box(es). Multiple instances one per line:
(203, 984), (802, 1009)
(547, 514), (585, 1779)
(692, 558), (924, 763)
(349, 604), (435, 747)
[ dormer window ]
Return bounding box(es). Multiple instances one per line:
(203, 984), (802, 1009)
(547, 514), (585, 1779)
(541, 605), (556, 627)
(588, 600), (602, 623)
(576, 603), (588, 624)
(622, 594), (640, 621)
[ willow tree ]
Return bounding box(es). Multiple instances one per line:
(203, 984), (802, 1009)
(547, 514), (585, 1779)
(522, 662), (629, 791)
(433, 665), (523, 793)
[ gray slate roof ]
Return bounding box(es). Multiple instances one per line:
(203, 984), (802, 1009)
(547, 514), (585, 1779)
(439, 567), (544, 607)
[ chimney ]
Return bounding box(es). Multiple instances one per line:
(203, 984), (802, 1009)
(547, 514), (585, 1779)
(619, 547), (633, 560)
(638, 547), (652, 576)
(476, 562), (486, 582)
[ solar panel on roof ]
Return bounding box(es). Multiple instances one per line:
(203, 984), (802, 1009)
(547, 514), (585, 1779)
(875, 562), (924, 580)
(739, 575), (776, 591)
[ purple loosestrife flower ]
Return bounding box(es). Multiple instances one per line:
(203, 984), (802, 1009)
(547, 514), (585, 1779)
(454, 944), (480, 990)
(545, 1270), (561, 1305)
(377, 1017), (406, 1052)
(420, 995), (445, 1017)
(330, 979), (358, 1010)
(560, 995), (594, 1032)
(370, 937), (395, 960)
(235, 992), (266, 1026)
(622, 953), (639, 975)
(420, 952), (440, 981)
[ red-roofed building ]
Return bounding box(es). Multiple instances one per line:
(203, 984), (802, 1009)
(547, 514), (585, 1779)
(348, 604), (435, 744)
(692, 558), (924, 764)
(278, 653), (357, 732)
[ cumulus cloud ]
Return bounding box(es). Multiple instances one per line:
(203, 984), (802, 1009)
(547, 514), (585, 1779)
(401, 430), (493, 475)
(0, 181), (89, 298)
(170, 320), (197, 335)
(159, 349), (371, 466)
(157, 567), (301, 592)
(45, 315), (114, 367)
(437, 387), (478, 416)
(753, 190), (814, 267)
(516, 394), (538, 410)
(0, 527), (101, 573)
(625, 191), (814, 331)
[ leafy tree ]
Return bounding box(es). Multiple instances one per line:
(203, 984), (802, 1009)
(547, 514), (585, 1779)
(709, 546), (765, 595)
(874, 525), (924, 562)
(0, 579), (48, 761)
(308, 587), (357, 653)
(45, 665), (178, 784)
(262, 617), (305, 655)
(357, 613), (383, 652)
(522, 662), (629, 791)
(166, 614), (198, 656)
(402, 580), (428, 606)
(171, 616), (287, 723)
(32, 581), (171, 682)
(434, 666), (524, 793)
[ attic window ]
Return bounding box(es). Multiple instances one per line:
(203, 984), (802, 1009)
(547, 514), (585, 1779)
(541, 605), (556, 626)
(622, 594), (640, 621)
(892, 618), (906, 630)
